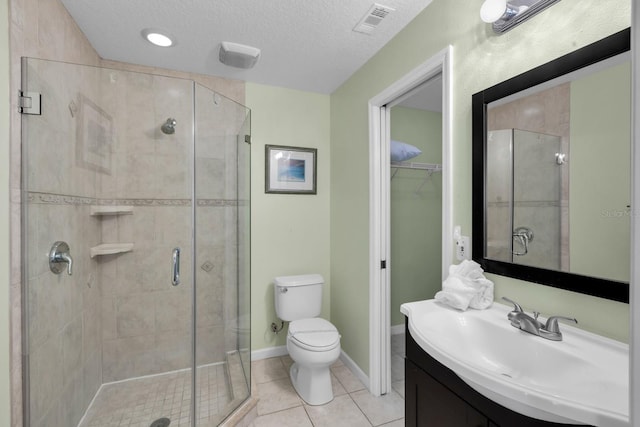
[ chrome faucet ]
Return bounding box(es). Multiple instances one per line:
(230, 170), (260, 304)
(501, 297), (577, 341)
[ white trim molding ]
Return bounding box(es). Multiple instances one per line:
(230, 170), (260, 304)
(368, 46), (453, 396)
(390, 324), (405, 336)
(251, 345), (288, 361)
(250, 345), (370, 393)
(339, 350), (370, 391)
(629, 4), (639, 425)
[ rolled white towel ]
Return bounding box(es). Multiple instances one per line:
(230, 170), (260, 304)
(468, 276), (493, 310)
(434, 260), (494, 311)
(435, 276), (478, 310)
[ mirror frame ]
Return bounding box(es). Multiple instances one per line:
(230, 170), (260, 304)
(472, 28), (630, 303)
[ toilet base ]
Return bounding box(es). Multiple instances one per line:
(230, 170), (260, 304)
(289, 362), (334, 406)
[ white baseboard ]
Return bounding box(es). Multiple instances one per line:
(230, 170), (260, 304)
(339, 350), (370, 392)
(390, 324), (404, 335)
(250, 345), (370, 392)
(251, 345), (288, 361)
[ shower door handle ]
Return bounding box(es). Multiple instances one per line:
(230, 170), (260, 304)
(512, 227), (534, 256)
(171, 247), (181, 286)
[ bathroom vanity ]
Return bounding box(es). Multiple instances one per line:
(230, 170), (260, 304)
(405, 324), (587, 427)
(401, 299), (628, 427)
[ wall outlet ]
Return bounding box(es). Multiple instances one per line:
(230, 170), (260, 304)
(456, 236), (470, 261)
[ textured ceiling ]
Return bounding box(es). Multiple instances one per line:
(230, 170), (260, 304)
(60, 0), (433, 94)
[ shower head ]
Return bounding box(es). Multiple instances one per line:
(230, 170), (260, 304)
(161, 118), (177, 135)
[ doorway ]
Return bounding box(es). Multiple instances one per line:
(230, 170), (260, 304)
(368, 47), (453, 396)
(388, 77), (444, 394)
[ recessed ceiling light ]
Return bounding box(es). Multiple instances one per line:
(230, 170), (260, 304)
(141, 29), (175, 47)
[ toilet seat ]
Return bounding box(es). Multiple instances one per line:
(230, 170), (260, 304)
(288, 318), (340, 351)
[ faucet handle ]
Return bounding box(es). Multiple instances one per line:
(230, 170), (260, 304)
(501, 297), (524, 325)
(501, 296), (523, 313)
(49, 241), (73, 276)
(543, 315), (578, 333)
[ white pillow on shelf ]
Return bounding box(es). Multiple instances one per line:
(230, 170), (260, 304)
(390, 140), (421, 162)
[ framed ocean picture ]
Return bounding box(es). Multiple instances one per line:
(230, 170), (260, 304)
(265, 145), (317, 194)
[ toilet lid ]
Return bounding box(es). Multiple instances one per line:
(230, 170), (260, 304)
(288, 318), (340, 350)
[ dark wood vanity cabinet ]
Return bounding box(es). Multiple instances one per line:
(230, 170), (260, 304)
(406, 359), (488, 426)
(404, 322), (591, 427)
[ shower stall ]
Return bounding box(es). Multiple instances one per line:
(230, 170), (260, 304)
(21, 58), (251, 427)
(485, 128), (564, 271)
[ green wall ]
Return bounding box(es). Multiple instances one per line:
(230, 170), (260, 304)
(390, 107), (442, 326)
(331, 0), (631, 375)
(570, 61), (631, 283)
(246, 83), (331, 351)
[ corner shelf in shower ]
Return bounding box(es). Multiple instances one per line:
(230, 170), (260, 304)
(90, 205), (134, 216)
(90, 206), (134, 258)
(90, 243), (134, 258)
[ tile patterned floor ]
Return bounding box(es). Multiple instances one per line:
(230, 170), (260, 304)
(78, 364), (235, 427)
(77, 334), (406, 427)
(250, 331), (406, 427)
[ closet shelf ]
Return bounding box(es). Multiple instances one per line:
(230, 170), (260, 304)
(390, 161), (442, 172)
(90, 205), (134, 216)
(390, 161), (442, 192)
(391, 161), (442, 180)
(90, 243), (134, 258)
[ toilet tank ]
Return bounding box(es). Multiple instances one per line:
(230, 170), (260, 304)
(274, 274), (324, 321)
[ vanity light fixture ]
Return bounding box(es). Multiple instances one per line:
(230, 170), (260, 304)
(141, 28), (175, 47)
(480, 0), (561, 33)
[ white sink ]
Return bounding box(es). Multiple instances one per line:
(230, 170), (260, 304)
(400, 299), (629, 426)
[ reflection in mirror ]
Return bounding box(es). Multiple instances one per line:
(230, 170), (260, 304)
(472, 28), (630, 303)
(486, 129), (564, 271)
(485, 56), (630, 282)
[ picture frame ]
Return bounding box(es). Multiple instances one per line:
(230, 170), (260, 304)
(265, 145), (317, 194)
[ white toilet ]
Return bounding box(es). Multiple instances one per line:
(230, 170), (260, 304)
(274, 274), (341, 405)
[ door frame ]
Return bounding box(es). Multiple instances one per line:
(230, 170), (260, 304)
(630, 3), (639, 424)
(368, 46), (453, 396)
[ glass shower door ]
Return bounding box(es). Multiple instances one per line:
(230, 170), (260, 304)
(22, 56), (251, 427)
(22, 58), (198, 427)
(21, 57), (105, 427)
(512, 130), (562, 270)
(193, 85), (251, 424)
(485, 129), (514, 263)
(485, 129), (563, 269)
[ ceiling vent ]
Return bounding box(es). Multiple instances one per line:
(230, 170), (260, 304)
(219, 42), (261, 69)
(353, 3), (395, 35)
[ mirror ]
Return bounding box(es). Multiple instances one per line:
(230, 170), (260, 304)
(472, 28), (630, 303)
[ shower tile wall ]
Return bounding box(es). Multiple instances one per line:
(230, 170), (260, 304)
(487, 83), (570, 269)
(9, 1), (103, 424)
(23, 60), (102, 427)
(23, 60), (247, 424)
(512, 130), (562, 270)
(485, 129), (513, 262)
(97, 70), (197, 382)
(95, 72), (246, 381)
(11, 1), (247, 425)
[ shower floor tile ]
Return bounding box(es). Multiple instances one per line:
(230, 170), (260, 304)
(79, 364), (233, 427)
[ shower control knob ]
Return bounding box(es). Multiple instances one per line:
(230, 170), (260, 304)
(49, 241), (73, 275)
